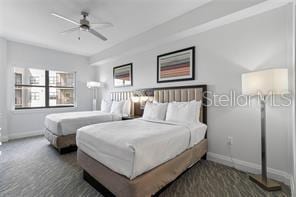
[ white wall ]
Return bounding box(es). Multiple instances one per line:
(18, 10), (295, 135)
(96, 6), (293, 184)
(0, 38), (8, 141)
(292, 2), (296, 195)
(0, 40), (95, 139)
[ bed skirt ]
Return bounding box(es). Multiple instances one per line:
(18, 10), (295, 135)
(77, 138), (208, 197)
(44, 129), (77, 152)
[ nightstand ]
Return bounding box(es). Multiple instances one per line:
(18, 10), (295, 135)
(122, 115), (141, 120)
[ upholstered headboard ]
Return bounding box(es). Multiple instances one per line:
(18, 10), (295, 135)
(109, 85), (207, 123)
(153, 85), (207, 124)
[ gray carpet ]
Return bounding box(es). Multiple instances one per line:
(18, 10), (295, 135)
(0, 136), (290, 197)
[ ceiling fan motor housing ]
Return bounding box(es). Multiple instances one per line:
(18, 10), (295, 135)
(80, 18), (90, 31)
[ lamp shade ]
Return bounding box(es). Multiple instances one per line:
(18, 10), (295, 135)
(87, 81), (103, 88)
(242, 68), (288, 95)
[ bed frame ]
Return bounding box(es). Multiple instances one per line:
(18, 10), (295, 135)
(77, 85), (208, 197)
(44, 129), (77, 154)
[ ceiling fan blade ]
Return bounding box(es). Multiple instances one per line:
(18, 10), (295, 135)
(60, 27), (80, 35)
(51, 13), (80, 26)
(91, 22), (113, 29)
(89, 29), (107, 41)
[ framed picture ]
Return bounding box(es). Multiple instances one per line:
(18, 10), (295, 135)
(157, 46), (195, 83)
(113, 63), (133, 87)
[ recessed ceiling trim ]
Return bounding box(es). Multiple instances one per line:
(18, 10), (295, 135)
(90, 0), (292, 66)
(0, 34), (89, 57)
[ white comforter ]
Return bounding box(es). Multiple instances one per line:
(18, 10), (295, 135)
(45, 111), (122, 136)
(76, 119), (207, 179)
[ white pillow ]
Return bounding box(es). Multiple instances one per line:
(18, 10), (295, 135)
(166, 100), (201, 123)
(195, 101), (202, 122)
(143, 102), (168, 121)
(110, 101), (125, 115)
(122, 100), (131, 116)
(101, 99), (112, 112)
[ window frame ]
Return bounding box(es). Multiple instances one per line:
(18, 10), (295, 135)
(15, 70), (76, 110)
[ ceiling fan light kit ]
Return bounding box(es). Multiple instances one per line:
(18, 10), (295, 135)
(52, 11), (112, 41)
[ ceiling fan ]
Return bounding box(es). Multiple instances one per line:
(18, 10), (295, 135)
(51, 11), (112, 41)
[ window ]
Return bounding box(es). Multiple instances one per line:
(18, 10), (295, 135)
(49, 76), (57, 85)
(30, 76), (40, 84)
(49, 91), (57, 100)
(30, 92), (40, 100)
(15, 89), (22, 108)
(14, 68), (75, 109)
(15, 73), (22, 85)
(48, 70), (75, 107)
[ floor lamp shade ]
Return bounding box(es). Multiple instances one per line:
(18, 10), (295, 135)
(242, 68), (288, 96)
(241, 68), (288, 191)
(87, 81), (103, 88)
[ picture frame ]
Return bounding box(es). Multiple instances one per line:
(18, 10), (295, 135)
(157, 46), (195, 83)
(113, 63), (133, 87)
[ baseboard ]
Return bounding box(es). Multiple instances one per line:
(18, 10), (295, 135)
(8, 130), (43, 140)
(0, 112), (8, 142)
(207, 152), (291, 186)
(0, 135), (8, 142)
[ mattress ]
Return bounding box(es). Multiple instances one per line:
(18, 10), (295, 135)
(76, 119), (207, 179)
(45, 111), (122, 136)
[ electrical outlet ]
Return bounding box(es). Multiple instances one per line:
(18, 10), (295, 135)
(227, 136), (233, 145)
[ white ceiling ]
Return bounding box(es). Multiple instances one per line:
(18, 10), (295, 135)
(0, 0), (210, 56)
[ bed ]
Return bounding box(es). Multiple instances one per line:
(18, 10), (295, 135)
(44, 91), (133, 153)
(44, 111), (122, 152)
(77, 85), (208, 197)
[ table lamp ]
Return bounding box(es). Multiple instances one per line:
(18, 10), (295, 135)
(241, 68), (288, 191)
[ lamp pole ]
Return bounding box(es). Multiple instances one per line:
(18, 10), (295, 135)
(92, 87), (97, 111)
(87, 81), (103, 111)
(261, 95), (267, 183)
(249, 95), (281, 191)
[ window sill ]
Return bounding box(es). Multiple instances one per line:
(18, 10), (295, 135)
(10, 106), (78, 114)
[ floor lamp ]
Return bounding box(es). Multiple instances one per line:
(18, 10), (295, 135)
(241, 68), (288, 191)
(87, 81), (103, 111)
